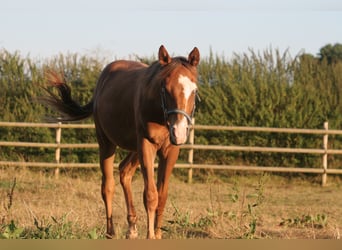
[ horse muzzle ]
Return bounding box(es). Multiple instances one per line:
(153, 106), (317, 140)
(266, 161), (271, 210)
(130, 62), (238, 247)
(169, 117), (191, 145)
(164, 108), (193, 146)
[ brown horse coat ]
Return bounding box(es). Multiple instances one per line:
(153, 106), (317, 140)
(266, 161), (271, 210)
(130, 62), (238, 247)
(43, 45), (200, 239)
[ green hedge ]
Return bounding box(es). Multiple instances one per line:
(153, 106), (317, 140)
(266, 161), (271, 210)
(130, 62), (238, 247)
(1, 45), (342, 169)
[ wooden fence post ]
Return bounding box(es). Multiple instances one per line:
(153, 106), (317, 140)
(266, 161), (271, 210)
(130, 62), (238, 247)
(187, 118), (195, 184)
(322, 121), (328, 186)
(55, 122), (62, 178)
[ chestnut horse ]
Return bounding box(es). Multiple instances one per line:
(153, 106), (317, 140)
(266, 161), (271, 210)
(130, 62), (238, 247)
(42, 45), (200, 239)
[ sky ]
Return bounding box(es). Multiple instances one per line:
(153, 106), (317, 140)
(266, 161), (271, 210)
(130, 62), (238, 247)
(1, 0), (342, 60)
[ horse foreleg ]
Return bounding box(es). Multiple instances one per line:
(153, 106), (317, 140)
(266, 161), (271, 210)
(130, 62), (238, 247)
(139, 138), (158, 239)
(119, 152), (139, 239)
(100, 153), (116, 239)
(155, 146), (179, 239)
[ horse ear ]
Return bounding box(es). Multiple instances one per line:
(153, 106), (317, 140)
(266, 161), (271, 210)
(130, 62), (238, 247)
(158, 45), (171, 65)
(188, 47), (200, 66)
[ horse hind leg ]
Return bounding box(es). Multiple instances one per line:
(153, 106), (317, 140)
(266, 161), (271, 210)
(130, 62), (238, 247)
(119, 152), (140, 239)
(97, 135), (117, 239)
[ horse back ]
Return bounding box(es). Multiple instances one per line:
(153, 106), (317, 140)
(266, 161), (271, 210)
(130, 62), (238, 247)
(93, 60), (148, 150)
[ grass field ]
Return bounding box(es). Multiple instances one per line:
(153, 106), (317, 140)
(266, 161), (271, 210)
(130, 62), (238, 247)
(0, 167), (341, 239)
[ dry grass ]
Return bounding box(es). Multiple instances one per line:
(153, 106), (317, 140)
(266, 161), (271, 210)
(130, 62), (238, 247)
(0, 167), (341, 239)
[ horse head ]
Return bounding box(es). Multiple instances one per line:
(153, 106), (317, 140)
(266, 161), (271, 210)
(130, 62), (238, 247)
(158, 45), (200, 145)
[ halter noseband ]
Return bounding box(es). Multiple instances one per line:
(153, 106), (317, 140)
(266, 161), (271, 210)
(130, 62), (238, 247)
(160, 85), (198, 125)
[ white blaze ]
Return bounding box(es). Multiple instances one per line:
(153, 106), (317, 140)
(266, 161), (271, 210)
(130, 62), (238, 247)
(178, 74), (197, 101)
(170, 75), (197, 145)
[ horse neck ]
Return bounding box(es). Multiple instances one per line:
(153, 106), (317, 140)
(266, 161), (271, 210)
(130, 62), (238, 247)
(135, 66), (165, 121)
(142, 63), (163, 99)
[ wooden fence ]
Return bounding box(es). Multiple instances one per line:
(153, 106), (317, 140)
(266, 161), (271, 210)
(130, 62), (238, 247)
(1, 121), (342, 186)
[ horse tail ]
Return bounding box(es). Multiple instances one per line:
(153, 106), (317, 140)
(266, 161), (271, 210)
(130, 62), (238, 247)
(40, 70), (94, 122)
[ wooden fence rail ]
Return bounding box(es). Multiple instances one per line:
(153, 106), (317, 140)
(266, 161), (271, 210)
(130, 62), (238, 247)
(1, 121), (342, 186)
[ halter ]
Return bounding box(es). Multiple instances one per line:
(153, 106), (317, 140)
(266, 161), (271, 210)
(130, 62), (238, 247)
(160, 85), (199, 126)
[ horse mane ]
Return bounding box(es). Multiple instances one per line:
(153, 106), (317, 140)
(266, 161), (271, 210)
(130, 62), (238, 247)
(144, 56), (198, 86)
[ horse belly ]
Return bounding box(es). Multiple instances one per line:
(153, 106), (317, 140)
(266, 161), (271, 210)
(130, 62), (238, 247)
(95, 98), (137, 151)
(94, 88), (139, 151)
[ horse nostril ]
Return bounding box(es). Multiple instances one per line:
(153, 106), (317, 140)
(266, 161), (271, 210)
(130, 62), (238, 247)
(186, 126), (190, 137)
(171, 126), (176, 137)
(169, 126), (177, 145)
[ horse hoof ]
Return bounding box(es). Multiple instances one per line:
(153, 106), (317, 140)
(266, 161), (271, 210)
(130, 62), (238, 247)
(105, 233), (114, 239)
(126, 230), (138, 239)
(155, 230), (162, 239)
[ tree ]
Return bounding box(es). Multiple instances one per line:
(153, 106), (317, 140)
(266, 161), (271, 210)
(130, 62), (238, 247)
(318, 43), (342, 64)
